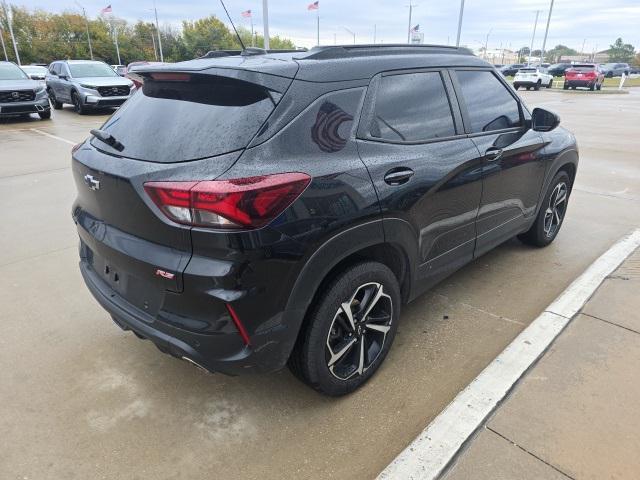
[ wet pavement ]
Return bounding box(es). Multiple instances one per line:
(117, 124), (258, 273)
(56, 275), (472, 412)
(1, 90), (639, 479)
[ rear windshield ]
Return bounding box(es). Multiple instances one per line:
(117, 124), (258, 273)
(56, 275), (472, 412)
(570, 65), (596, 71)
(519, 68), (537, 73)
(95, 73), (275, 162)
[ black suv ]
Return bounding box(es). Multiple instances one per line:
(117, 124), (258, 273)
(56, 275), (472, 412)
(72, 45), (578, 396)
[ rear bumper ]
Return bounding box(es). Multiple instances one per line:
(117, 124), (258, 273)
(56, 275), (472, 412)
(0, 97), (50, 116)
(513, 80), (541, 87)
(80, 257), (302, 375)
(565, 79), (596, 87)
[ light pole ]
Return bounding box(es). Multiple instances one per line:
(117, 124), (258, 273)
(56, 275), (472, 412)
(75, 1), (93, 60)
(539, 0), (555, 64)
(262, 0), (270, 50)
(529, 10), (540, 65)
(455, 0), (465, 47)
(483, 28), (492, 59)
(406, 3), (417, 44)
(343, 27), (355, 45)
(153, 1), (163, 62)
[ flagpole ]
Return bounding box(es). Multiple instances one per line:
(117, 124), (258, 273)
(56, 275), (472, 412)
(75, 2), (94, 60)
(251, 16), (254, 47)
(316, 6), (319, 46)
(455, 0), (465, 47)
(3, 1), (20, 65)
(262, 0), (270, 50)
(111, 19), (121, 64)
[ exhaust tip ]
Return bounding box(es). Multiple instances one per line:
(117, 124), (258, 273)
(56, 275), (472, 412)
(181, 356), (212, 374)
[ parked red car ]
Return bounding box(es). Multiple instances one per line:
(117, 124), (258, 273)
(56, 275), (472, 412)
(563, 64), (604, 91)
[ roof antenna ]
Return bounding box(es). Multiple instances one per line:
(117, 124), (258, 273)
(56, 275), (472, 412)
(219, 0), (246, 51)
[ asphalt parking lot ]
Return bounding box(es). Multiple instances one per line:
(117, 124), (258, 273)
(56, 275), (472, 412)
(1, 90), (639, 480)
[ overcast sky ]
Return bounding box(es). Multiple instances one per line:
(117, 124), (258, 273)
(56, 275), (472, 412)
(18, 0), (640, 52)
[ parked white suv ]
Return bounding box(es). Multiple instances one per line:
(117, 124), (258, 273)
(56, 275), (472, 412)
(513, 67), (554, 91)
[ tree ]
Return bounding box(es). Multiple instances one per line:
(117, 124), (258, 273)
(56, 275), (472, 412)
(545, 44), (578, 63)
(608, 37), (635, 63)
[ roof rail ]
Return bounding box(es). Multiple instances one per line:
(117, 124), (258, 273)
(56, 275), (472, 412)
(297, 44), (474, 60)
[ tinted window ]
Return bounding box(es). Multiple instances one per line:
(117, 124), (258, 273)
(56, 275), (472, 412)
(95, 73), (275, 163)
(371, 72), (456, 142)
(456, 70), (521, 133)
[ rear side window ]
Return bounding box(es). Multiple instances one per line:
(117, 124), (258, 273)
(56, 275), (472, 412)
(455, 70), (521, 133)
(370, 71), (456, 142)
(96, 73), (275, 162)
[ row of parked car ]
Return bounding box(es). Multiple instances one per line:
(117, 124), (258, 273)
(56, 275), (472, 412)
(499, 62), (636, 78)
(0, 59), (163, 121)
(501, 62), (623, 91)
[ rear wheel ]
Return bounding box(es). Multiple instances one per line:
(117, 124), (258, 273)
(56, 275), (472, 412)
(589, 83), (595, 91)
(518, 171), (571, 247)
(288, 261), (400, 396)
(563, 82), (569, 90)
(534, 80), (541, 91)
(596, 82), (602, 91)
(514, 84), (520, 90)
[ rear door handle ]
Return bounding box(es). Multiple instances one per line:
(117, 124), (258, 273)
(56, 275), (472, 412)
(384, 167), (415, 186)
(485, 147), (503, 162)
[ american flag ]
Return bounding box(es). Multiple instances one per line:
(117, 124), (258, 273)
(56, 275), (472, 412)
(411, 24), (420, 32)
(100, 4), (112, 14)
(241, 9), (252, 18)
(307, 1), (319, 11)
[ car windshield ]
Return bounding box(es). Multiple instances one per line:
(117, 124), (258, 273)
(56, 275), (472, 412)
(602, 63), (616, 68)
(22, 66), (48, 75)
(69, 63), (118, 78)
(0, 63), (28, 80)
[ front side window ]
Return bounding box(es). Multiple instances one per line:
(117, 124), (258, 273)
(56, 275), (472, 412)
(455, 70), (521, 133)
(370, 71), (456, 142)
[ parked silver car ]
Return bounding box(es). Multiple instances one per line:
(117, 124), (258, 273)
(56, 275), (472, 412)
(0, 61), (51, 120)
(46, 60), (134, 114)
(599, 63), (630, 78)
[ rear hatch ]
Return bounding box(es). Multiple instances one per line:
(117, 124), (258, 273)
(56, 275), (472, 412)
(73, 65), (295, 315)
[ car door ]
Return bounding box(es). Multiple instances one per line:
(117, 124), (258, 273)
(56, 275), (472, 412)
(356, 69), (484, 292)
(57, 63), (73, 102)
(47, 63), (61, 96)
(451, 68), (547, 257)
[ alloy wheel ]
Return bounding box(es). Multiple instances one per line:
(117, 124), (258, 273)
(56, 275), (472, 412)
(543, 181), (568, 238)
(325, 282), (393, 380)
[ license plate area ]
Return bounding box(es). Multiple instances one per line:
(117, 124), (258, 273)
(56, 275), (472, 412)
(87, 245), (163, 318)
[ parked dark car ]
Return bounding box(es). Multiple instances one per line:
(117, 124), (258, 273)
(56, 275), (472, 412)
(600, 62), (630, 77)
(0, 61), (51, 119)
(547, 63), (572, 76)
(500, 64), (525, 76)
(72, 45), (578, 395)
(46, 60), (134, 114)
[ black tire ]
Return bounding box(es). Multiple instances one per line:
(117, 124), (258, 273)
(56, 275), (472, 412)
(563, 83), (569, 90)
(71, 91), (87, 115)
(589, 83), (595, 91)
(48, 90), (63, 109)
(571, 86), (576, 90)
(546, 79), (553, 88)
(288, 261), (401, 396)
(514, 84), (520, 90)
(596, 82), (602, 91)
(38, 110), (51, 120)
(534, 80), (541, 91)
(606, 71), (613, 78)
(518, 171), (571, 247)
(526, 86), (531, 91)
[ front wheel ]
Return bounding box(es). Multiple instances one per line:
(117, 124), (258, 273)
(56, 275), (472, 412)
(48, 89), (62, 109)
(288, 261), (401, 396)
(518, 171), (571, 247)
(71, 91), (87, 115)
(546, 79), (553, 88)
(38, 110), (51, 120)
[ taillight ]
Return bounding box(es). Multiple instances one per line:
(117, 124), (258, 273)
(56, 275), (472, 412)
(144, 172), (311, 229)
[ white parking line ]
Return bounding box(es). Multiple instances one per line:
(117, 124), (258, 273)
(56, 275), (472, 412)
(29, 128), (76, 146)
(378, 228), (640, 480)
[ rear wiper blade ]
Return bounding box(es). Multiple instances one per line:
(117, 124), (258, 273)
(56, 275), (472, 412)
(90, 129), (124, 152)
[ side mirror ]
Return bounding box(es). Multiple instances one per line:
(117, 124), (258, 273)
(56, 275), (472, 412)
(59, 75), (68, 81)
(532, 107), (560, 132)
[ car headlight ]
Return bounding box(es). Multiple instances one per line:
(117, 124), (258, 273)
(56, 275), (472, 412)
(35, 86), (46, 94)
(80, 83), (97, 89)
